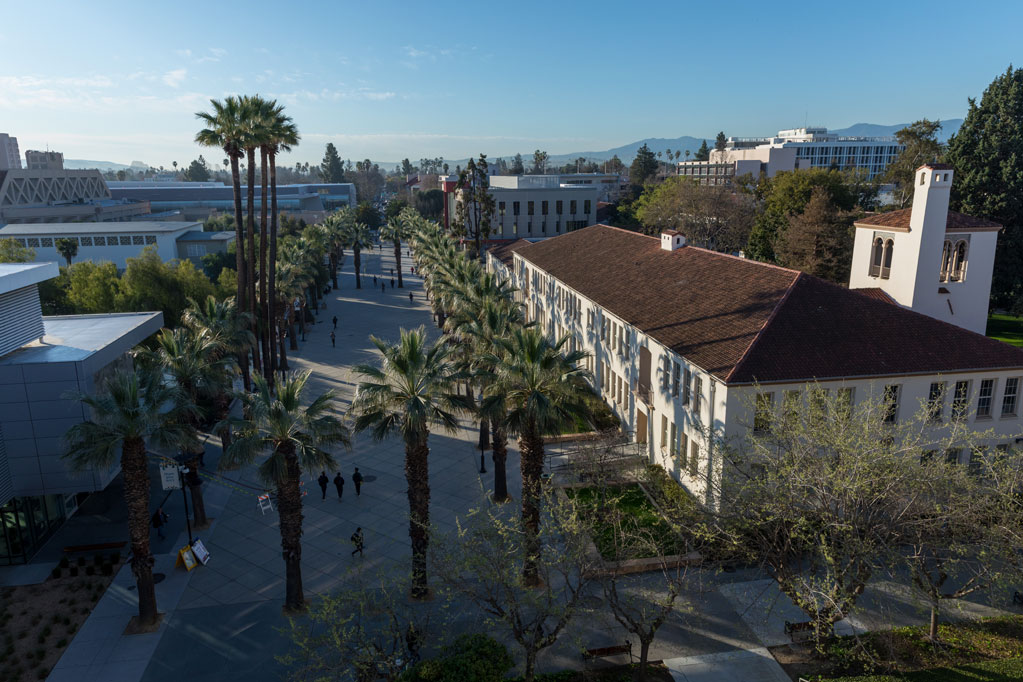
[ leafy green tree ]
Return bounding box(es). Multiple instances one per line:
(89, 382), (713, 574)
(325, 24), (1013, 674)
(203, 213), (235, 232)
(453, 155), (496, 261)
(223, 372), (350, 612)
(400, 158), (416, 176)
(714, 131), (727, 152)
(946, 66), (1023, 308)
(693, 139), (710, 162)
(350, 327), (466, 598)
(355, 200), (382, 230)
(67, 261), (119, 313)
(0, 237), (35, 262)
(775, 187), (854, 282)
(530, 149), (548, 175)
(319, 142), (346, 183)
(629, 143), (659, 185)
(200, 247), (235, 281)
(401, 634), (513, 682)
(634, 176), (755, 250)
(605, 154), (626, 174)
(182, 155), (212, 182)
(413, 189), (445, 222)
(883, 119), (944, 208)
(386, 198), (410, 221)
(54, 237), (78, 268)
(509, 153), (525, 175)
(117, 247), (214, 324)
(64, 367), (191, 627)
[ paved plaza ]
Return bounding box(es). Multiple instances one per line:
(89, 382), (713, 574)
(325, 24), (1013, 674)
(0, 244), (1002, 682)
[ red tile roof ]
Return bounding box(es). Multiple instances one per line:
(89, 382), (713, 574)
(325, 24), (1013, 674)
(855, 208), (1001, 231)
(514, 224), (1023, 384)
(488, 239), (533, 266)
(855, 288), (896, 304)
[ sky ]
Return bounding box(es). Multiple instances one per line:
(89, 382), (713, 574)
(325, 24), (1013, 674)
(1, 0), (1020, 169)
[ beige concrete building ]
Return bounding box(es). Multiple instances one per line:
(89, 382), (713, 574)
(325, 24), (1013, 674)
(24, 150), (64, 171)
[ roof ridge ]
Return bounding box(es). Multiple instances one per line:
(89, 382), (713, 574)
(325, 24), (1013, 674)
(684, 244), (803, 275)
(724, 270), (804, 383)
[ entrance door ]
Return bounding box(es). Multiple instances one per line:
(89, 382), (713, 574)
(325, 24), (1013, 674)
(636, 409), (648, 445)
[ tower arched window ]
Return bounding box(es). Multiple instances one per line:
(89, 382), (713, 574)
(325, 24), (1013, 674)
(880, 239), (894, 280)
(940, 240), (952, 282)
(950, 240), (968, 282)
(869, 237), (883, 277)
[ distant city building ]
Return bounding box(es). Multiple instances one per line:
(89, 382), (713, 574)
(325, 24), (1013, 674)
(0, 221), (234, 269)
(0, 262), (163, 564)
(0, 134), (22, 170)
(441, 174), (600, 244)
(24, 150), (65, 171)
(107, 180), (357, 223)
(677, 127), (905, 184)
(0, 168), (153, 224)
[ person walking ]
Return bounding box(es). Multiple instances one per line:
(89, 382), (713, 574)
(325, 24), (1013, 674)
(351, 527), (365, 557)
(390, 268), (394, 277)
(330, 331), (336, 348)
(352, 467), (363, 496)
(333, 471), (344, 500)
(381, 282), (386, 294)
(151, 507), (169, 540)
(390, 277), (394, 288)
(317, 471), (329, 500)
(408, 291), (414, 303)
(373, 275), (378, 287)
(332, 315), (338, 330)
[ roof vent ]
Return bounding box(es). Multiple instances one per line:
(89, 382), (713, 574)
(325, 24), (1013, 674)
(660, 231), (685, 251)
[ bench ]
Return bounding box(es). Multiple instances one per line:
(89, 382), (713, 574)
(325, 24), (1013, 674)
(582, 640), (632, 663)
(784, 620), (818, 643)
(1013, 590), (1023, 606)
(63, 541), (126, 555)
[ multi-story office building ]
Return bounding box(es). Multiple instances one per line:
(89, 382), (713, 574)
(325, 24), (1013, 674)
(0, 221), (233, 270)
(0, 134), (22, 170)
(441, 175), (599, 243)
(107, 180), (357, 222)
(24, 150), (64, 171)
(0, 263), (163, 563)
(677, 127), (905, 184)
(504, 165), (1019, 507)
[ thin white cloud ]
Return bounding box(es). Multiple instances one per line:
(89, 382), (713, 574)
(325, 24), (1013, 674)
(270, 88), (396, 104)
(175, 49), (192, 58)
(162, 69), (187, 88)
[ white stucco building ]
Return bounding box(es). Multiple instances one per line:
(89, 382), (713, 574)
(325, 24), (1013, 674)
(506, 216), (1023, 507)
(849, 164), (999, 335)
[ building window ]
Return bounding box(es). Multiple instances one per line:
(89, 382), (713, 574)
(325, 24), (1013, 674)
(869, 237), (883, 277)
(40, 237), (53, 247)
(682, 369), (692, 406)
(132, 235), (144, 245)
(950, 240), (967, 282)
(669, 422), (677, 456)
(952, 380), (970, 420)
(584, 199), (591, 215)
(672, 362), (680, 397)
(120, 236), (132, 245)
(498, 201), (505, 216)
(145, 235), (157, 245)
(570, 200), (577, 214)
(556, 200), (563, 215)
(555, 221), (561, 233)
(689, 441), (699, 477)
(880, 239), (894, 280)
(882, 384), (900, 423)
(661, 415), (668, 451)
(513, 201), (520, 216)
(542, 200), (548, 215)
(977, 379), (995, 418)
(940, 240), (952, 281)
(927, 382), (946, 422)
(680, 432), (689, 469)
(527, 201), (534, 216)
(27, 237), (39, 247)
(783, 390), (801, 425)
(754, 393), (773, 433)
(79, 236), (92, 247)
(693, 376), (702, 414)
(186, 243), (207, 257)
(1002, 377), (1019, 416)
(945, 448), (961, 465)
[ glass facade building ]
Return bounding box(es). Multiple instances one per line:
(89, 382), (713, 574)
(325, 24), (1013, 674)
(0, 493), (74, 565)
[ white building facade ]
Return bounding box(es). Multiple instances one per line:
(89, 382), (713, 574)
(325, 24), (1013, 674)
(0, 134), (21, 170)
(511, 223), (1023, 507)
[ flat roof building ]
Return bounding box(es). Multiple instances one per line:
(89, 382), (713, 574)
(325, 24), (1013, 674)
(0, 263), (163, 563)
(24, 150), (64, 171)
(0, 168), (152, 224)
(0, 134), (21, 171)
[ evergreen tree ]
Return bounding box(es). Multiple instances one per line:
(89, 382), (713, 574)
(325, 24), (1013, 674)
(183, 155), (212, 182)
(629, 144), (659, 185)
(694, 140), (710, 162)
(946, 66), (1023, 308)
(714, 131), (728, 152)
(883, 119), (944, 208)
(510, 153), (525, 175)
(775, 187), (854, 283)
(319, 143), (346, 183)
(531, 150), (548, 175)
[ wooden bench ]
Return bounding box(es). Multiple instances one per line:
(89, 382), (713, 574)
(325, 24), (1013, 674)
(784, 620), (817, 643)
(63, 541), (126, 555)
(582, 640), (632, 663)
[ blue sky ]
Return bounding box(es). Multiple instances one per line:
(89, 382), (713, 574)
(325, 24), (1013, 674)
(1, 0), (1019, 168)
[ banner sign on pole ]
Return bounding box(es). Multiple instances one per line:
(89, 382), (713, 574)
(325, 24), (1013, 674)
(160, 464), (182, 490)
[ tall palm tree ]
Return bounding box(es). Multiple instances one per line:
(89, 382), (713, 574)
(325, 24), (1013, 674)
(319, 214), (346, 289)
(253, 97), (278, 383)
(342, 221), (374, 289)
(381, 213), (409, 288)
(483, 328), (590, 585)
(222, 372), (350, 612)
(240, 95), (264, 375)
(196, 96), (252, 388)
(350, 327), (466, 598)
(63, 368), (191, 626)
(265, 109), (299, 378)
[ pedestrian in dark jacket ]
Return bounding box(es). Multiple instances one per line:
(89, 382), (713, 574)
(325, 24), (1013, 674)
(333, 472), (344, 500)
(330, 331), (336, 348)
(351, 527), (365, 556)
(352, 467), (363, 496)
(373, 275), (378, 286)
(151, 507), (169, 539)
(332, 315), (338, 330)
(317, 471), (329, 500)
(409, 291), (414, 303)
(390, 277), (394, 288)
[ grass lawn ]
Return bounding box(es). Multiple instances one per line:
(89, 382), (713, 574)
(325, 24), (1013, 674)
(822, 657), (1023, 680)
(566, 484), (688, 559)
(987, 314), (1023, 347)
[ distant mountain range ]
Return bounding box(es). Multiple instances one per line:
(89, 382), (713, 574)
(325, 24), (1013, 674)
(60, 119), (964, 173)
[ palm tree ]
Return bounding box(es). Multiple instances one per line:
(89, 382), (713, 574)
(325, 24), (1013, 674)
(319, 214), (346, 289)
(265, 110), (300, 377)
(380, 214), (409, 288)
(483, 327), (590, 585)
(196, 96), (252, 387)
(342, 221), (374, 289)
(238, 95), (264, 375)
(253, 97), (277, 383)
(222, 372), (350, 612)
(63, 367), (191, 626)
(350, 327), (466, 598)
(55, 237), (78, 268)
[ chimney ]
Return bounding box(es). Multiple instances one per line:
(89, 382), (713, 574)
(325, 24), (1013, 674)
(660, 230), (685, 251)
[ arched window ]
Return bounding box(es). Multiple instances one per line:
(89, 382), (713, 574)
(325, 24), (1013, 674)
(950, 240), (968, 281)
(940, 240), (952, 282)
(880, 239), (894, 280)
(869, 237), (883, 277)
(920, 172), (926, 185)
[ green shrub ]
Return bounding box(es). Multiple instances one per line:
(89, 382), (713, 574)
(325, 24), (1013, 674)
(399, 634), (513, 682)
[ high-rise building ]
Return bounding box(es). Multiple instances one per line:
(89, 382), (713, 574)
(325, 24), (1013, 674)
(0, 134), (22, 170)
(24, 150), (64, 171)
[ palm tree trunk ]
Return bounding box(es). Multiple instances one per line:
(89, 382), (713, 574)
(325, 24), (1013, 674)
(519, 422), (544, 587)
(278, 314), (290, 370)
(329, 253), (338, 289)
(492, 422), (509, 502)
(406, 437), (431, 599)
(259, 146), (270, 383)
(395, 240), (403, 287)
(122, 436), (158, 625)
(186, 457), (208, 528)
(354, 246), (362, 289)
(268, 152), (280, 381)
(229, 154), (250, 391)
(246, 147), (261, 374)
(277, 443), (305, 612)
